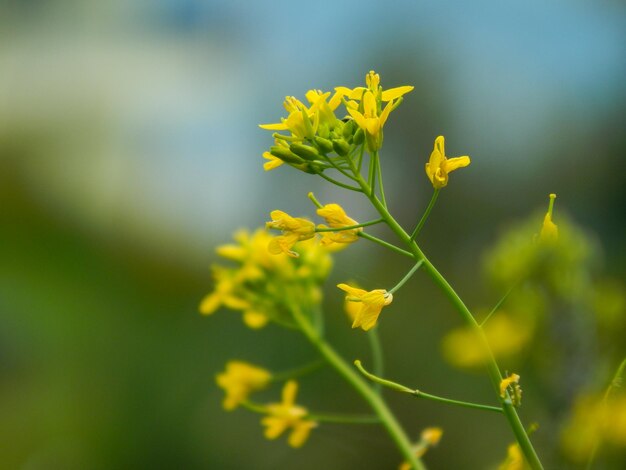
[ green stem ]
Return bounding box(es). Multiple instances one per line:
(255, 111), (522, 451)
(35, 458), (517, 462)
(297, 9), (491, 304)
(318, 172), (362, 192)
(367, 327), (384, 394)
(307, 413), (381, 424)
(291, 307), (426, 470)
(355, 360), (503, 414)
(271, 360), (325, 382)
(388, 261), (424, 295)
(480, 282), (518, 327)
(353, 173), (544, 470)
(368, 151), (377, 197)
(357, 232), (413, 258)
(410, 190), (440, 241)
(315, 218), (384, 232)
(375, 152), (387, 208)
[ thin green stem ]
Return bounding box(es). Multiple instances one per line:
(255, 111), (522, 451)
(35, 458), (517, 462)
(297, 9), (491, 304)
(307, 413), (381, 424)
(368, 151), (377, 197)
(367, 327), (384, 394)
(375, 152), (387, 208)
(242, 401), (380, 425)
(480, 282), (518, 327)
(308, 192), (323, 209)
(357, 232), (413, 259)
(354, 360), (503, 414)
(410, 190), (440, 241)
(324, 154), (360, 181)
(356, 143), (365, 174)
(315, 218), (384, 233)
(291, 307), (425, 470)
(318, 172), (362, 192)
(388, 261), (424, 295)
(271, 360), (325, 382)
(352, 172), (544, 470)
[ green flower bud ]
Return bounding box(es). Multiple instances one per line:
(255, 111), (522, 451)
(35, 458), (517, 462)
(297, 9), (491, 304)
(290, 143), (319, 161)
(332, 139), (351, 156)
(270, 146), (304, 164)
(353, 128), (365, 145)
(314, 136), (334, 153)
(342, 119), (356, 140)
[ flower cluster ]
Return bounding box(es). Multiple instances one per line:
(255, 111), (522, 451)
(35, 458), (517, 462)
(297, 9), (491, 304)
(200, 229), (332, 328)
(265, 202), (362, 257)
(259, 71), (413, 172)
(216, 362), (317, 447)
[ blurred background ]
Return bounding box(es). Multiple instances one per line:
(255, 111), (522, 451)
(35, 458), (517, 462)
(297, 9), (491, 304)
(1, 0), (625, 468)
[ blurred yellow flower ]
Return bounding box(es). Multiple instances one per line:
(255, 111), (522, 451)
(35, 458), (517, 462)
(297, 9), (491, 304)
(561, 393), (626, 462)
(266, 210), (316, 257)
(337, 283), (393, 331)
(497, 443), (526, 470)
(261, 380), (317, 448)
(398, 427), (443, 470)
(316, 203), (361, 247)
(425, 136), (470, 189)
(539, 193), (558, 242)
(216, 361), (271, 411)
(442, 314), (532, 368)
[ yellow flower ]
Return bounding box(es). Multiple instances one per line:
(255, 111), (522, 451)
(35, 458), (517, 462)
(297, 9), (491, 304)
(398, 427), (443, 470)
(337, 283), (393, 331)
(266, 210), (316, 257)
(425, 136), (471, 189)
(338, 70), (414, 103)
(199, 271), (249, 315)
(316, 203), (361, 246)
(347, 90), (393, 151)
(262, 151), (284, 171)
(539, 193), (558, 242)
(442, 314), (532, 368)
(497, 443), (525, 470)
(500, 373), (521, 397)
(261, 380), (317, 448)
(216, 361), (271, 411)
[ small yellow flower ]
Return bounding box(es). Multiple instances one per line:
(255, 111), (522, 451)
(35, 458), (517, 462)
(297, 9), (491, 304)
(316, 203), (361, 246)
(539, 193), (558, 242)
(347, 90), (393, 151)
(261, 380), (317, 448)
(500, 373), (521, 398)
(266, 210), (316, 257)
(398, 427), (443, 470)
(337, 283), (393, 331)
(216, 361), (271, 411)
(262, 151), (284, 171)
(425, 136), (471, 189)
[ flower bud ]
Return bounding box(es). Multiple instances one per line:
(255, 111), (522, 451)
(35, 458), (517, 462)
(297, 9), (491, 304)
(353, 128), (365, 145)
(270, 146), (304, 164)
(314, 136), (334, 154)
(290, 143), (319, 161)
(332, 139), (351, 156)
(342, 119), (356, 140)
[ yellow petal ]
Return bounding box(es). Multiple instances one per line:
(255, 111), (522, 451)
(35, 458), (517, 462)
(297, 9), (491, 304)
(347, 108), (367, 131)
(379, 100), (394, 128)
(243, 311), (269, 329)
(282, 380), (298, 406)
(363, 91), (376, 117)
(288, 421), (316, 448)
(434, 135), (445, 155)
(500, 373), (521, 397)
(337, 283), (368, 298)
(199, 293), (221, 315)
(443, 156), (471, 173)
(259, 122), (289, 130)
(381, 86), (414, 101)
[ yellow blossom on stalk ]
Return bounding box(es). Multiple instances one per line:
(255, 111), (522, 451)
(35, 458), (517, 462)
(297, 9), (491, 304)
(500, 373), (521, 397)
(316, 203), (362, 247)
(216, 361), (271, 411)
(337, 283), (393, 331)
(261, 380), (317, 448)
(266, 210), (316, 257)
(343, 71), (413, 151)
(398, 427), (443, 470)
(262, 151), (284, 171)
(425, 136), (471, 189)
(539, 193), (558, 242)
